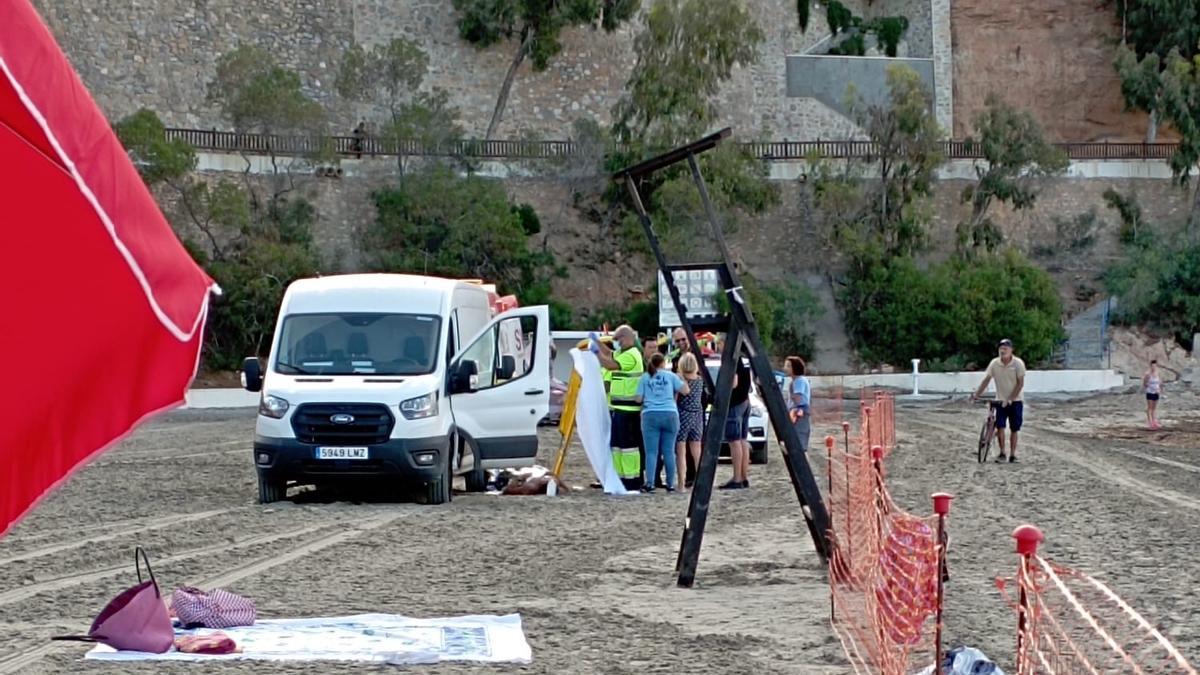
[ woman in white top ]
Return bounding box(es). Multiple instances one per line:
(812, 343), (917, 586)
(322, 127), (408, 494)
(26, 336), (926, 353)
(1142, 359), (1163, 429)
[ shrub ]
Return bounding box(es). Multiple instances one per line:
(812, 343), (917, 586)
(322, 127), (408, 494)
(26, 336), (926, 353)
(1107, 242), (1200, 345)
(362, 166), (563, 307)
(842, 250), (1063, 368)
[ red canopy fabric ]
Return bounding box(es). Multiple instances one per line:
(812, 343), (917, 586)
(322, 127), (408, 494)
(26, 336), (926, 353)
(0, 1), (217, 537)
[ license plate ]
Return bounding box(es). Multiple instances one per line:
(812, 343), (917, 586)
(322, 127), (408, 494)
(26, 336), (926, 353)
(315, 447), (369, 460)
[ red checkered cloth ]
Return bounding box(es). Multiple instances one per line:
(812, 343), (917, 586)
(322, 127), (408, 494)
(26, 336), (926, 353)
(171, 587), (256, 629)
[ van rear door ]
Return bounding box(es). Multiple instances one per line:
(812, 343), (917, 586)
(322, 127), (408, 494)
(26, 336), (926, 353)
(447, 306), (550, 466)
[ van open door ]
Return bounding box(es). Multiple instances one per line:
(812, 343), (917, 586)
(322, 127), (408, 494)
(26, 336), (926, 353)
(447, 306), (551, 479)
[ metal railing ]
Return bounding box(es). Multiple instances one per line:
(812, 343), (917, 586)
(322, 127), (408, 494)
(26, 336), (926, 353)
(164, 128), (1180, 162)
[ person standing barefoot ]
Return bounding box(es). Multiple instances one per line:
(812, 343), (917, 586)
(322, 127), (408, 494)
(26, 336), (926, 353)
(1143, 360), (1163, 429)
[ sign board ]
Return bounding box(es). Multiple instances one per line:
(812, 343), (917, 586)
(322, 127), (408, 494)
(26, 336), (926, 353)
(658, 268), (721, 327)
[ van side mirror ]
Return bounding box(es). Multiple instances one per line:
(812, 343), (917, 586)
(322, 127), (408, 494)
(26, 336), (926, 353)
(451, 360), (479, 394)
(498, 355), (517, 381)
(241, 357), (263, 392)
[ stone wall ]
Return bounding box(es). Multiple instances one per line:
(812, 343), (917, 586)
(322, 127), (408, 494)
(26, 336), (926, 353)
(170, 154), (1190, 316)
(31, 0), (952, 142)
(33, 0), (866, 141)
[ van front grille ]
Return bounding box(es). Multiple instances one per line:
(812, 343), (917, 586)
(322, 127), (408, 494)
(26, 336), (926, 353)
(291, 403), (394, 445)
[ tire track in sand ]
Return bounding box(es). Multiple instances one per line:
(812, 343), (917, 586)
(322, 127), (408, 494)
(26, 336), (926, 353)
(0, 509), (230, 566)
(0, 522), (331, 605)
(0, 512), (401, 673)
(910, 417), (1200, 513)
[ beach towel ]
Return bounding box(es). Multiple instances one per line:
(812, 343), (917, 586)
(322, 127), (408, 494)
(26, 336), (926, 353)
(83, 613), (532, 665)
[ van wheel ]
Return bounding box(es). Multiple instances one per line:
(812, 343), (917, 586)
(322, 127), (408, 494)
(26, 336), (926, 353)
(424, 450), (452, 505)
(464, 438), (487, 493)
(257, 471), (286, 504)
(750, 442), (769, 465)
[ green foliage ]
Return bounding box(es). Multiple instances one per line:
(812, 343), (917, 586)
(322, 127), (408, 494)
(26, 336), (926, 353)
(1111, 0), (1200, 141)
(612, 0), (763, 154)
(207, 45), (325, 137)
(511, 202), (542, 235)
(577, 300), (660, 336)
(828, 33), (866, 57)
(826, 0), (856, 34)
(1102, 188), (1149, 246)
(958, 95), (1069, 256)
(454, 0), (638, 68)
(362, 166), (562, 305)
(817, 66), (944, 266)
(1114, 47), (1200, 233)
(1107, 242), (1200, 345)
(335, 38), (428, 108)
(796, 0), (810, 31)
(607, 0), (775, 265)
(759, 279), (823, 359)
(822, 1), (907, 57)
(453, 0), (638, 139)
(712, 276), (822, 358)
(1034, 209), (1099, 257)
(336, 40), (463, 172)
(203, 197), (322, 369)
(113, 109), (197, 185)
(841, 250), (1064, 369)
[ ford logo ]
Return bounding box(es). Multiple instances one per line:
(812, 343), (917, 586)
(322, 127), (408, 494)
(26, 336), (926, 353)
(330, 413), (355, 425)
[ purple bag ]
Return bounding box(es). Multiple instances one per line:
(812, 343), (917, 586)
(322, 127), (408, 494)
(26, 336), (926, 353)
(52, 547), (174, 653)
(172, 586), (256, 629)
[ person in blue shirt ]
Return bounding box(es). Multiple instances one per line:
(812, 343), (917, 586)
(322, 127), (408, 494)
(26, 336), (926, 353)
(635, 353), (689, 493)
(785, 356), (812, 451)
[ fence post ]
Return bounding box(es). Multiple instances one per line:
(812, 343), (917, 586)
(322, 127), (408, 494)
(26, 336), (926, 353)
(871, 445), (885, 544)
(825, 435), (837, 619)
(1013, 524), (1044, 675)
(932, 493), (954, 674)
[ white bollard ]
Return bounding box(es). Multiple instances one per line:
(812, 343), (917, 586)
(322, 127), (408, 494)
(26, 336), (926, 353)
(911, 358), (921, 397)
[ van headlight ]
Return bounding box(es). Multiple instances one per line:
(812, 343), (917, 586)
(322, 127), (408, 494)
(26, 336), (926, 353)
(400, 392), (438, 420)
(259, 394), (290, 419)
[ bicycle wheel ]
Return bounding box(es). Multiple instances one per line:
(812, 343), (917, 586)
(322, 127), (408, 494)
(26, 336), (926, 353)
(977, 413), (994, 464)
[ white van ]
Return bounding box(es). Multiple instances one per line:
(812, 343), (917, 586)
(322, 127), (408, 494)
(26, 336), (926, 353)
(240, 274), (551, 504)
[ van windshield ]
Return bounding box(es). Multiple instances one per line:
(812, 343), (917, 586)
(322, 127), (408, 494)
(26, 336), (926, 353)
(275, 313), (442, 376)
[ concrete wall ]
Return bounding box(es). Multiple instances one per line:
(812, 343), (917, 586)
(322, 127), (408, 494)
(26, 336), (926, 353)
(808, 369), (1127, 394)
(786, 55), (938, 128)
(184, 368), (1128, 409)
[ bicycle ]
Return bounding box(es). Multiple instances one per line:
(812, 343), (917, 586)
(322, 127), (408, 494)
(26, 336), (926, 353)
(973, 396), (998, 464)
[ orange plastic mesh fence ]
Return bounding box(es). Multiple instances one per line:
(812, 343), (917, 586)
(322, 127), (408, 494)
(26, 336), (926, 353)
(824, 397), (943, 674)
(998, 556), (1198, 675)
(812, 383), (844, 440)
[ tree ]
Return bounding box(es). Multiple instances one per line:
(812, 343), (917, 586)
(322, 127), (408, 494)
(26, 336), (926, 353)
(336, 39), (464, 176)
(114, 109), (197, 185)
(115, 109), (322, 369)
(957, 95), (1068, 256)
(1117, 48), (1200, 236)
(363, 166), (564, 306)
(1112, 0), (1200, 142)
(815, 65), (944, 268)
(612, 0), (763, 155)
(207, 45), (326, 138)
(452, 0), (640, 141)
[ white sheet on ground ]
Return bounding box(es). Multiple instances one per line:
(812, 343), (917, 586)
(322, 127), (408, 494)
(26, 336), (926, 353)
(83, 613), (531, 665)
(570, 348), (635, 495)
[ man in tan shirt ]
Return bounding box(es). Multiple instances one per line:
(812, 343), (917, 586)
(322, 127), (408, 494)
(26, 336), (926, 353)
(972, 339), (1026, 463)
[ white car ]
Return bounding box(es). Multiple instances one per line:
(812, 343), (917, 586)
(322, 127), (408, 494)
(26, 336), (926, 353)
(704, 359), (769, 465)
